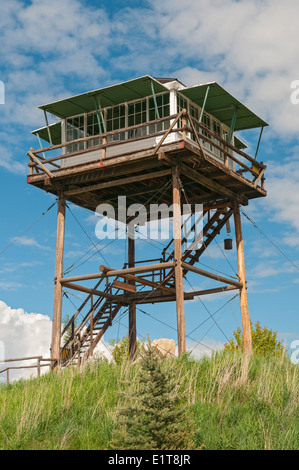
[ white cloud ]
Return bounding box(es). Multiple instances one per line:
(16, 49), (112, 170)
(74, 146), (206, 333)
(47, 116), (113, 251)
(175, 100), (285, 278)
(12, 236), (51, 251)
(186, 338), (224, 359)
(0, 300), (112, 383)
(0, 300), (52, 382)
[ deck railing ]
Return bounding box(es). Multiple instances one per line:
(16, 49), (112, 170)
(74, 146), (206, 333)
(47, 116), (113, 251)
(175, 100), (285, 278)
(27, 110), (266, 190)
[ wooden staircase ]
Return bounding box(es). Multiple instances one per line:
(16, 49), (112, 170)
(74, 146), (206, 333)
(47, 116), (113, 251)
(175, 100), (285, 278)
(161, 206), (235, 286)
(61, 277), (124, 367)
(60, 207), (234, 366)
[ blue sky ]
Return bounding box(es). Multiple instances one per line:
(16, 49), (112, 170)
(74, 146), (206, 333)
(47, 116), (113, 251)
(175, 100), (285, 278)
(0, 0), (298, 366)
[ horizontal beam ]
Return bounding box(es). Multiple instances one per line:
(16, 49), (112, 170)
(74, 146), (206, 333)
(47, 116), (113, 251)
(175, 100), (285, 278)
(181, 262), (243, 288)
(99, 261), (175, 278)
(61, 273), (104, 284)
(179, 163), (248, 205)
(126, 285), (239, 304)
(62, 281), (130, 304)
(64, 168), (172, 196)
(113, 279), (136, 293)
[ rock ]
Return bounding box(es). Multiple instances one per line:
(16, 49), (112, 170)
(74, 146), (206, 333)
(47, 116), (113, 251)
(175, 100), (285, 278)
(152, 338), (176, 359)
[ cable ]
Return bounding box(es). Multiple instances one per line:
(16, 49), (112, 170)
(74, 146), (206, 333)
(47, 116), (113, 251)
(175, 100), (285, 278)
(180, 182), (239, 332)
(66, 202), (109, 266)
(63, 178), (173, 275)
(214, 237), (239, 278)
(184, 276), (230, 343)
(0, 200), (57, 258)
(137, 306), (214, 352)
(187, 292), (240, 337)
(241, 209), (299, 272)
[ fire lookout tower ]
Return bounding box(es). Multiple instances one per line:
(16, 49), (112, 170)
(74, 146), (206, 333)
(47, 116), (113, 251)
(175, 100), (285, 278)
(27, 76), (268, 367)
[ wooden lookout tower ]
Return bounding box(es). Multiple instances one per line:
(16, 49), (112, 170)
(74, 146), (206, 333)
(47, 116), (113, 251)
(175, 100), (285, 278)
(27, 76), (268, 368)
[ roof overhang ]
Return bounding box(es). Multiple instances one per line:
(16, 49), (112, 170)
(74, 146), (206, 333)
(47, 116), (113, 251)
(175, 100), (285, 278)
(32, 122), (61, 145)
(180, 82), (268, 131)
(39, 76), (169, 119)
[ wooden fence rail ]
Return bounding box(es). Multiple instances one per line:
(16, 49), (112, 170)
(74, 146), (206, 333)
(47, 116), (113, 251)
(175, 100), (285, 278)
(0, 356), (57, 385)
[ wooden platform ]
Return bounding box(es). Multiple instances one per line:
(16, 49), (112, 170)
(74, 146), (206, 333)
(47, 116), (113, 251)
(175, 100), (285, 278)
(27, 139), (266, 217)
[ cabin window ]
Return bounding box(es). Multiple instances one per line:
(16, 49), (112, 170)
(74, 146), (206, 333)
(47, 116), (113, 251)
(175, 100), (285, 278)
(65, 91), (171, 152)
(87, 112), (101, 148)
(212, 121), (222, 159)
(148, 93), (170, 133)
(202, 113), (213, 151)
(107, 104), (126, 141)
(189, 104), (200, 142)
(128, 99), (147, 138)
(66, 115), (85, 153)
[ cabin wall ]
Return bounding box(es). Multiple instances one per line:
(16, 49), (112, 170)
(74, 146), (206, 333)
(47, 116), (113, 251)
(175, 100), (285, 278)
(59, 88), (236, 170)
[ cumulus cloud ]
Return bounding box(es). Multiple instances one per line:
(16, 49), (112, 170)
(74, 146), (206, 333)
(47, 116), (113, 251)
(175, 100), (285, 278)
(0, 300), (52, 382)
(148, 0), (299, 135)
(186, 338), (224, 359)
(0, 300), (112, 383)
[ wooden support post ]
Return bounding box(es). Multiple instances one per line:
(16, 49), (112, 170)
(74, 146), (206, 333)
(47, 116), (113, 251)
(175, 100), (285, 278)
(51, 195), (66, 369)
(172, 166), (186, 356)
(89, 295), (94, 357)
(234, 204), (252, 353)
(37, 357), (41, 378)
(128, 225), (137, 361)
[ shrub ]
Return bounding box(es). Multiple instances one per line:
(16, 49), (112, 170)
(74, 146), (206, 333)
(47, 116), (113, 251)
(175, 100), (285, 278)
(224, 321), (285, 355)
(109, 335), (144, 364)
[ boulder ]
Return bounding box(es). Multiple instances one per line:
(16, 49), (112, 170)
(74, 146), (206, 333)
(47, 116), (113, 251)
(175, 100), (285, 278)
(152, 338), (176, 359)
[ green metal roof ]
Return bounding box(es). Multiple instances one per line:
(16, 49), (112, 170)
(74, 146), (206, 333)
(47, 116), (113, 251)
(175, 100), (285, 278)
(33, 77), (267, 146)
(180, 82), (268, 131)
(39, 75), (168, 119)
(32, 122), (61, 145)
(234, 135), (247, 150)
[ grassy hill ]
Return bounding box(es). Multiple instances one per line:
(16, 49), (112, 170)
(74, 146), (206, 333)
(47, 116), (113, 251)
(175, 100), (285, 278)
(0, 350), (297, 450)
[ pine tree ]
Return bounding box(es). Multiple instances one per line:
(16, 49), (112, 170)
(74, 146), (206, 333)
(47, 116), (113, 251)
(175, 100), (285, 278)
(110, 339), (198, 450)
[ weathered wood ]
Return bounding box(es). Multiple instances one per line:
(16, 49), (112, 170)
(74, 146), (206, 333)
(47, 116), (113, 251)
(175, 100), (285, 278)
(234, 204), (252, 352)
(129, 285), (238, 304)
(62, 281), (130, 304)
(51, 195), (65, 369)
(181, 261), (243, 288)
(153, 109), (185, 155)
(113, 279), (136, 293)
(99, 261), (175, 277)
(31, 114), (179, 156)
(172, 166), (186, 356)
(253, 166), (266, 188)
(65, 169), (171, 196)
(128, 227), (137, 361)
(28, 151), (54, 178)
(179, 162), (248, 205)
(189, 114), (265, 169)
(60, 273), (104, 284)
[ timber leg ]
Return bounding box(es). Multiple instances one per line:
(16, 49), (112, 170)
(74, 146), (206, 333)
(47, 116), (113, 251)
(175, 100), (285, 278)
(234, 203), (252, 353)
(51, 195), (66, 369)
(172, 166), (186, 356)
(128, 225), (137, 360)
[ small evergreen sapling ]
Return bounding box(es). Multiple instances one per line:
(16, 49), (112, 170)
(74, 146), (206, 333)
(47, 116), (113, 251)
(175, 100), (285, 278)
(111, 338), (199, 450)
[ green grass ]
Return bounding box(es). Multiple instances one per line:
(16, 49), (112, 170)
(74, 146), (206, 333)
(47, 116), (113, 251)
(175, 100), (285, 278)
(0, 351), (298, 450)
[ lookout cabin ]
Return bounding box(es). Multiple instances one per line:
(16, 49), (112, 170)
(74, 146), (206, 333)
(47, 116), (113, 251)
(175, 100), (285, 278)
(28, 75), (268, 217)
